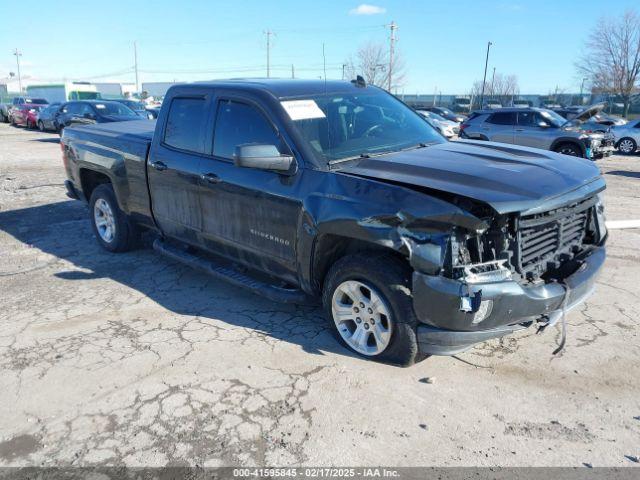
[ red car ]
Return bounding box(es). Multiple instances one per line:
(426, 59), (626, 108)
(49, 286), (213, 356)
(11, 104), (46, 129)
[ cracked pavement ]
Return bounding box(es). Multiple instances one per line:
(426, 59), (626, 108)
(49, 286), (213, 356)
(0, 123), (639, 467)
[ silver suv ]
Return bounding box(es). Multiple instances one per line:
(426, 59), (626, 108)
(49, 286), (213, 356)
(459, 107), (615, 159)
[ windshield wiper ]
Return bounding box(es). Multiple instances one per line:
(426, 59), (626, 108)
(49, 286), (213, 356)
(328, 142), (436, 166)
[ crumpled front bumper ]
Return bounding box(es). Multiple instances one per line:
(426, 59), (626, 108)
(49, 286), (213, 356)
(412, 246), (606, 356)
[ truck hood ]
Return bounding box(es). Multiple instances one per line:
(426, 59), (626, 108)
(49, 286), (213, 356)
(335, 140), (605, 215)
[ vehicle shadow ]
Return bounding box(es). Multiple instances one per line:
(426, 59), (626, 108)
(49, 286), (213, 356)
(605, 170), (640, 179)
(0, 200), (352, 361)
(30, 137), (60, 143)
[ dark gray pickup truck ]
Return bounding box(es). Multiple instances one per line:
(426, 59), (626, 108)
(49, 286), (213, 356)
(61, 78), (607, 366)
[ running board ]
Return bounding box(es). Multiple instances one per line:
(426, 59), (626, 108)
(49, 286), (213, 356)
(153, 239), (313, 305)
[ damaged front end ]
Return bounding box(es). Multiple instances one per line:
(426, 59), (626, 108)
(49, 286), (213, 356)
(400, 194), (607, 356)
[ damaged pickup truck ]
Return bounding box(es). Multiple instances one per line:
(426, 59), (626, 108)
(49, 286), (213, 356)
(60, 78), (607, 366)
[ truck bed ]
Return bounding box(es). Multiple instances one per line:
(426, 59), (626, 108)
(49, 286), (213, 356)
(69, 119), (155, 142)
(63, 120), (156, 225)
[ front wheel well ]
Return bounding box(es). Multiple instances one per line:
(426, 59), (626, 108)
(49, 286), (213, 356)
(79, 169), (112, 202)
(311, 234), (407, 293)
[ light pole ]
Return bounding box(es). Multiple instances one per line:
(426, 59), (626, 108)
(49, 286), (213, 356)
(13, 49), (23, 93)
(490, 67), (496, 99)
(480, 41), (492, 108)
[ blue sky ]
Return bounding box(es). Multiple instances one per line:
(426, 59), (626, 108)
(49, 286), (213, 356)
(1, 0), (638, 94)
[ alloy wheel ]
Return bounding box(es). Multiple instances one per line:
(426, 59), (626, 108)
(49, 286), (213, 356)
(331, 280), (392, 356)
(619, 139), (635, 154)
(93, 198), (116, 243)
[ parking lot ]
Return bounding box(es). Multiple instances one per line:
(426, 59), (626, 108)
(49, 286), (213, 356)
(0, 122), (639, 467)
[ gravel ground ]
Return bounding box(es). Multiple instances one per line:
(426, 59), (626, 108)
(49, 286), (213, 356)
(0, 123), (639, 467)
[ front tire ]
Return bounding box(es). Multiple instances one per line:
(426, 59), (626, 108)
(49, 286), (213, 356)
(554, 142), (581, 157)
(38, 120), (45, 132)
(617, 137), (637, 155)
(89, 184), (138, 253)
(322, 252), (420, 367)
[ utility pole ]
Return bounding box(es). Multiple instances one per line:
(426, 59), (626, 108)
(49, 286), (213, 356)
(133, 41), (139, 93)
(342, 64), (346, 80)
(264, 30), (273, 78)
(13, 49), (22, 93)
(490, 67), (496, 98)
(387, 21), (398, 92)
(480, 41), (492, 108)
(291, 64), (295, 79)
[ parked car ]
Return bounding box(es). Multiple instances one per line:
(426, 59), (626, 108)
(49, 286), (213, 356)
(7, 97), (48, 123)
(145, 106), (161, 119)
(418, 106), (466, 123)
(554, 104), (626, 131)
(0, 101), (12, 122)
(10, 103), (47, 128)
(60, 79), (607, 366)
(36, 103), (62, 132)
(612, 118), (640, 154)
(57, 100), (141, 132)
(460, 107), (615, 159)
(110, 99), (155, 119)
(416, 110), (459, 138)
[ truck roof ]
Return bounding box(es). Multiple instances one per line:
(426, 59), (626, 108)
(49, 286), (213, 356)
(186, 78), (377, 98)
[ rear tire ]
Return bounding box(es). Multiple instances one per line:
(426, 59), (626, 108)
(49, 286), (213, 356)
(89, 184), (138, 253)
(617, 137), (637, 155)
(554, 142), (581, 157)
(38, 120), (45, 132)
(322, 252), (420, 367)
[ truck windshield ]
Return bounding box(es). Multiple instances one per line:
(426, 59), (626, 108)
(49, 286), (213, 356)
(287, 89), (445, 163)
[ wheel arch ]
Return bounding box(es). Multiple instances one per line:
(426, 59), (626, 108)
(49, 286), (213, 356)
(550, 137), (586, 156)
(79, 168), (114, 204)
(310, 233), (408, 294)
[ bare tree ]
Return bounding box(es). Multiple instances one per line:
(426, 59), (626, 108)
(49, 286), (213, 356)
(344, 42), (406, 91)
(468, 73), (520, 107)
(577, 9), (640, 117)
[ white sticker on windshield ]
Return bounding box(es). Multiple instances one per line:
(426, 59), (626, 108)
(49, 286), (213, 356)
(281, 100), (325, 121)
(95, 104), (106, 109)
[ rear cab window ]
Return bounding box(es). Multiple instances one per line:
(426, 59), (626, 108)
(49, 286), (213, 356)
(163, 97), (208, 154)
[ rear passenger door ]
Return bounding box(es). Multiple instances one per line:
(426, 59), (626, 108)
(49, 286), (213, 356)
(484, 111), (516, 144)
(197, 96), (302, 280)
(147, 93), (213, 243)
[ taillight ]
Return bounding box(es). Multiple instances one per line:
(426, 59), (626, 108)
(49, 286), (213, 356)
(459, 123), (468, 132)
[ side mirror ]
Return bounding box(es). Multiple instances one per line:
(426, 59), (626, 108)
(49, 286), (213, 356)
(538, 121), (550, 128)
(234, 144), (295, 173)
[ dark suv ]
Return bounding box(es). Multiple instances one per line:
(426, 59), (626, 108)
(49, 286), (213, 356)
(57, 100), (140, 132)
(460, 107), (614, 159)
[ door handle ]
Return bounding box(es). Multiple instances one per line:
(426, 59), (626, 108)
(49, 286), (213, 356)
(200, 173), (221, 184)
(150, 161), (167, 171)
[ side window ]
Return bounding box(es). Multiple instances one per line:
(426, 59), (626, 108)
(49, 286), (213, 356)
(78, 104), (93, 116)
(65, 103), (80, 115)
(213, 100), (280, 159)
(634, 121), (640, 129)
(517, 111), (536, 127)
(163, 97), (208, 154)
(486, 112), (516, 125)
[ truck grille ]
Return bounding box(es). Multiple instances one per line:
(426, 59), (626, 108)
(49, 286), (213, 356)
(515, 196), (596, 278)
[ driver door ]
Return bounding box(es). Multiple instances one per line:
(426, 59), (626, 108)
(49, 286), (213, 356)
(515, 111), (552, 149)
